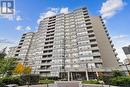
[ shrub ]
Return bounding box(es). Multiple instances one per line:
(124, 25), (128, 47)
(110, 76), (130, 86)
(21, 74), (40, 85)
(1, 76), (23, 86)
(40, 76), (59, 80)
(82, 80), (99, 84)
(0, 79), (5, 87)
(39, 79), (54, 84)
(112, 70), (124, 77)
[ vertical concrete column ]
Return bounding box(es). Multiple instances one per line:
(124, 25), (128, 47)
(68, 71), (70, 81)
(71, 72), (73, 81)
(86, 70), (89, 80)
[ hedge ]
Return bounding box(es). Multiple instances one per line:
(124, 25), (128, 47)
(110, 76), (130, 86)
(39, 79), (54, 84)
(21, 74), (40, 85)
(82, 80), (99, 84)
(1, 76), (23, 86)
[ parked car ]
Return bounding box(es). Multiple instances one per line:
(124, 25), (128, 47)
(5, 84), (18, 87)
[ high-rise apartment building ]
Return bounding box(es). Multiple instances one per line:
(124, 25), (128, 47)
(14, 32), (35, 64)
(122, 45), (130, 64)
(7, 46), (17, 58)
(9, 7), (119, 80)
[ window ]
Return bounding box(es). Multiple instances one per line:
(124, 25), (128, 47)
(43, 50), (53, 53)
(94, 56), (100, 58)
(47, 30), (55, 34)
(45, 41), (53, 44)
(87, 26), (92, 29)
(46, 34), (54, 37)
(48, 24), (55, 27)
(42, 54), (52, 58)
(47, 27), (55, 30)
(20, 40), (24, 42)
(91, 44), (97, 47)
(92, 50), (99, 53)
(88, 34), (95, 37)
(19, 43), (23, 45)
(16, 50), (20, 52)
(88, 30), (93, 33)
(86, 22), (91, 25)
(85, 19), (90, 22)
(44, 45), (53, 49)
(45, 37), (54, 41)
(17, 46), (21, 48)
(90, 39), (96, 42)
(15, 54), (19, 56)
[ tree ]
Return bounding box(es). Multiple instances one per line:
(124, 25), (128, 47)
(112, 70), (124, 77)
(14, 64), (32, 75)
(23, 66), (32, 75)
(0, 58), (17, 77)
(0, 47), (7, 59)
(14, 63), (24, 75)
(14, 64), (32, 86)
(0, 53), (6, 59)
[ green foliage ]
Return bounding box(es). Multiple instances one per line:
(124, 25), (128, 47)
(97, 70), (130, 86)
(112, 70), (124, 77)
(0, 53), (6, 59)
(0, 58), (17, 77)
(21, 74), (40, 85)
(110, 76), (130, 86)
(0, 79), (5, 87)
(39, 79), (54, 84)
(1, 76), (24, 86)
(82, 80), (99, 84)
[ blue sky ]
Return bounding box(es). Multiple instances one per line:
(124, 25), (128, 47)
(0, 0), (130, 62)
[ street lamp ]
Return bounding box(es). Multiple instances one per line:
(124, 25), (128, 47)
(124, 64), (129, 76)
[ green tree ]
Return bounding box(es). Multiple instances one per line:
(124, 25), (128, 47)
(0, 58), (17, 77)
(112, 70), (124, 77)
(0, 53), (6, 59)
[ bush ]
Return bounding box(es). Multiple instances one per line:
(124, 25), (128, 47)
(0, 79), (5, 87)
(110, 76), (130, 86)
(21, 74), (40, 85)
(82, 80), (99, 84)
(39, 79), (54, 84)
(112, 70), (124, 77)
(1, 76), (23, 86)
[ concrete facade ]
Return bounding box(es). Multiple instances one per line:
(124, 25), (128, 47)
(8, 7), (119, 80)
(123, 45), (130, 65)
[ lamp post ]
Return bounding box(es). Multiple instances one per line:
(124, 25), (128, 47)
(46, 73), (48, 87)
(124, 64), (129, 76)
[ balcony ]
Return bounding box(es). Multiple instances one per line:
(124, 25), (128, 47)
(78, 59), (102, 64)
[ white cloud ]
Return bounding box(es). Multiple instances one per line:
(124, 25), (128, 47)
(16, 26), (31, 31)
(60, 8), (69, 14)
(0, 38), (14, 44)
(16, 26), (23, 30)
(112, 35), (130, 62)
(100, 0), (125, 20)
(25, 26), (31, 30)
(0, 38), (17, 51)
(112, 35), (128, 40)
(16, 15), (22, 21)
(37, 7), (69, 24)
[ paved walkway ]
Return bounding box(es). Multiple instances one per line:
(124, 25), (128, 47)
(20, 84), (119, 87)
(19, 81), (119, 87)
(20, 84), (47, 87)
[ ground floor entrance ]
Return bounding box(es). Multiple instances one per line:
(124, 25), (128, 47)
(59, 71), (97, 81)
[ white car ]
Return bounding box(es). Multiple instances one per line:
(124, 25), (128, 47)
(5, 84), (18, 87)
